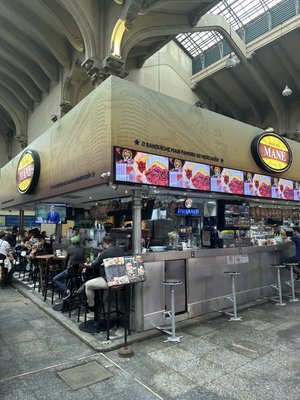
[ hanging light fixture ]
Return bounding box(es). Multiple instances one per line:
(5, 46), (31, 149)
(225, 22), (237, 69)
(282, 85), (292, 97)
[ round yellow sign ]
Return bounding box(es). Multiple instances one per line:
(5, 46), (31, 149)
(16, 150), (40, 194)
(251, 132), (292, 173)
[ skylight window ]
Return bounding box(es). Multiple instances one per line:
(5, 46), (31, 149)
(176, 0), (284, 57)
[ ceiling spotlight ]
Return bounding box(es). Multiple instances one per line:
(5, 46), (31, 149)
(225, 56), (237, 69)
(100, 171), (111, 179)
(50, 114), (60, 122)
(282, 85), (292, 97)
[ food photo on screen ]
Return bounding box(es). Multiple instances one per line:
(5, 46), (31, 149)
(144, 155), (169, 186)
(215, 168), (244, 194)
(277, 178), (294, 200)
(252, 174), (271, 198)
(114, 147), (168, 186)
(170, 160), (210, 190)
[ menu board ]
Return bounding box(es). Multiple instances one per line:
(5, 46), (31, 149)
(103, 256), (146, 287)
(115, 147), (169, 187)
(244, 172), (271, 198)
(114, 147), (299, 201)
(169, 158), (210, 191)
(271, 178), (294, 200)
(211, 167), (244, 194)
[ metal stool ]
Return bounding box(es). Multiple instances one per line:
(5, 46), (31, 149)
(270, 264), (286, 306)
(224, 272), (242, 321)
(284, 263), (299, 303)
(156, 280), (183, 343)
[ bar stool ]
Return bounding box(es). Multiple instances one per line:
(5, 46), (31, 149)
(270, 264), (286, 306)
(156, 279), (183, 343)
(284, 263), (299, 303)
(224, 272), (242, 321)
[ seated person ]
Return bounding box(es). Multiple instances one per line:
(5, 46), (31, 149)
(53, 235), (85, 299)
(284, 226), (300, 280)
(85, 235), (125, 310)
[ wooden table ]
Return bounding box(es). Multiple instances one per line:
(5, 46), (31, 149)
(33, 254), (54, 298)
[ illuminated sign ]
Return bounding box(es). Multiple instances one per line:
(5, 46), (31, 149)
(251, 132), (292, 173)
(175, 208), (200, 216)
(16, 150), (40, 194)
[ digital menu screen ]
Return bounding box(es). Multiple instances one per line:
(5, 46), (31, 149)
(114, 147), (298, 201)
(169, 159), (210, 191)
(211, 167), (244, 194)
(114, 147), (169, 187)
(271, 178), (294, 200)
(244, 172), (271, 198)
(294, 181), (300, 201)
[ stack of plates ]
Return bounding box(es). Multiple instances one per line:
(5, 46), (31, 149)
(150, 246), (166, 252)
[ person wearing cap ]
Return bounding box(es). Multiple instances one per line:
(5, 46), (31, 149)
(53, 235), (85, 300)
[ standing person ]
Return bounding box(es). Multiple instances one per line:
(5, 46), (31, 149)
(53, 235), (85, 299)
(284, 227), (300, 280)
(85, 235), (125, 310)
(46, 205), (61, 224)
(0, 231), (12, 283)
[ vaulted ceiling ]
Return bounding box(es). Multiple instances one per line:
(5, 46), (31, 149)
(1, 0), (300, 160)
(0, 0), (218, 151)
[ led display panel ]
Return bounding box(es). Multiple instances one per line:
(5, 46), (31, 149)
(211, 167), (244, 194)
(114, 147), (169, 187)
(271, 178), (294, 200)
(244, 172), (271, 198)
(294, 181), (300, 201)
(169, 159), (210, 191)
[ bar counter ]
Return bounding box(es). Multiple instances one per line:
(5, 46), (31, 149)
(133, 244), (294, 331)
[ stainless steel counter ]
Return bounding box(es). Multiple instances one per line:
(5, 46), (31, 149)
(132, 244), (294, 331)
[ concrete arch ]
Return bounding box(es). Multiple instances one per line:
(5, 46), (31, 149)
(57, 0), (97, 60)
(0, 86), (27, 146)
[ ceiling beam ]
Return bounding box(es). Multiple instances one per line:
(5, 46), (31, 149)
(1, 0), (71, 68)
(0, 17), (59, 81)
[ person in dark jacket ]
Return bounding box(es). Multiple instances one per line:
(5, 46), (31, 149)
(284, 226), (300, 280)
(53, 235), (85, 299)
(85, 235), (125, 309)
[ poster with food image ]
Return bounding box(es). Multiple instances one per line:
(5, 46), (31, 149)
(169, 159), (210, 190)
(274, 178), (294, 200)
(104, 256), (146, 287)
(212, 168), (244, 194)
(114, 147), (169, 187)
(293, 181), (300, 201)
(248, 174), (271, 198)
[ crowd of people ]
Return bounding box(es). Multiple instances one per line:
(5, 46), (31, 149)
(0, 227), (53, 284)
(2, 223), (300, 312)
(0, 226), (125, 311)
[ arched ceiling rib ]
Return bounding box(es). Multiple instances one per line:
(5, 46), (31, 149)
(0, 0), (85, 148)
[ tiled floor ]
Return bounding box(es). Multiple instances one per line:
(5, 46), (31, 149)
(2, 275), (300, 399)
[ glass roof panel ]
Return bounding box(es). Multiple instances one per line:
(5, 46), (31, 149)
(176, 0), (284, 57)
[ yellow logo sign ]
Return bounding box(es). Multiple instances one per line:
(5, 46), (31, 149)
(16, 150), (40, 194)
(251, 132), (292, 173)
